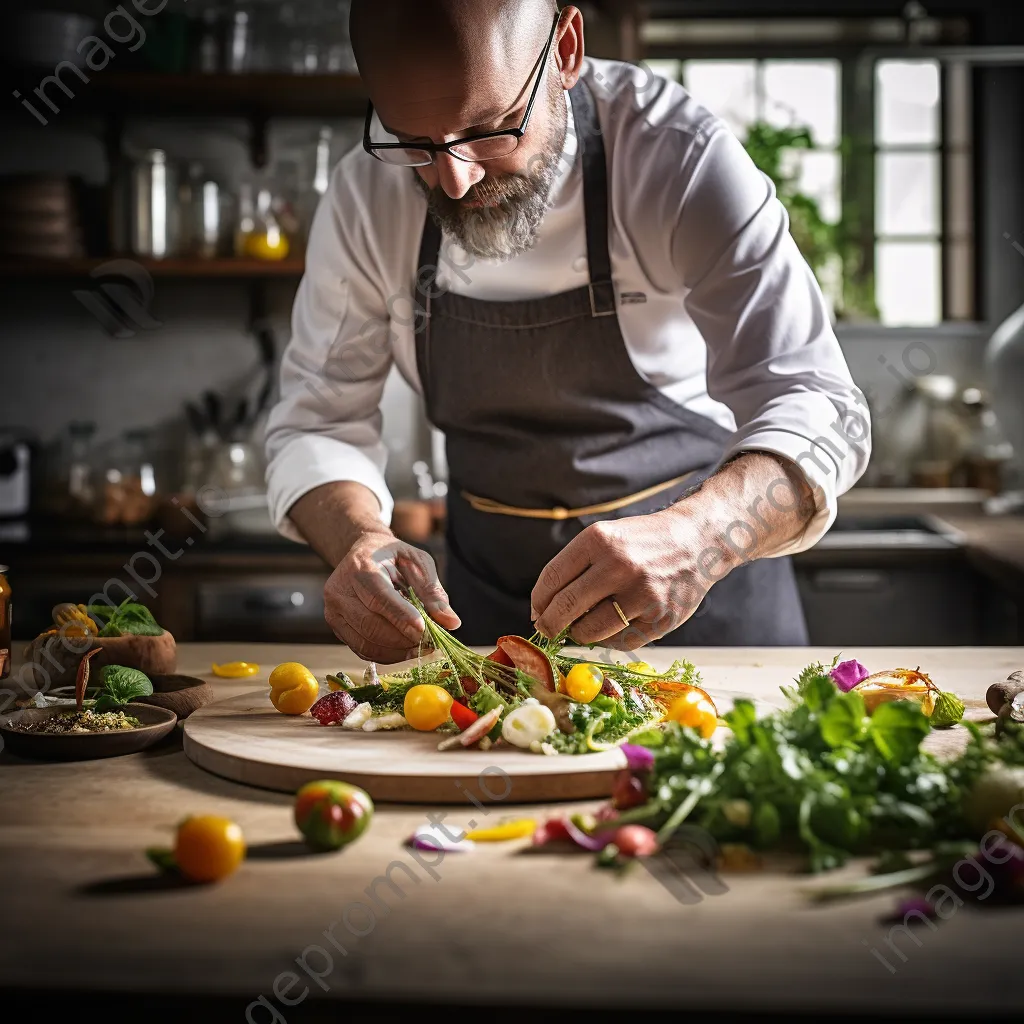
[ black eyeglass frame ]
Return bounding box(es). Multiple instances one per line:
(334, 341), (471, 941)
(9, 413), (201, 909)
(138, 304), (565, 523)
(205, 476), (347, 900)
(362, 11), (561, 166)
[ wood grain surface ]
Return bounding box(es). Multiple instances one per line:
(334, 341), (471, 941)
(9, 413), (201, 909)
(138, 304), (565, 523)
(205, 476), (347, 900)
(2, 643), (1023, 1017)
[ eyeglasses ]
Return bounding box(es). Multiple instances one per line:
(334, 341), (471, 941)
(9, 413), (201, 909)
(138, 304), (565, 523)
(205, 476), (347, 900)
(363, 12), (560, 167)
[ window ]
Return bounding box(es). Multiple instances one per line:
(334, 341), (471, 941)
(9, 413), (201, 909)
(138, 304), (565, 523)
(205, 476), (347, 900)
(650, 59), (842, 310)
(644, 46), (974, 326)
(874, 60), (942, 326)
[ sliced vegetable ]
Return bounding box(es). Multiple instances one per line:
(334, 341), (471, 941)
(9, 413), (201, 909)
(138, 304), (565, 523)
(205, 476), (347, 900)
(465, 819), (536, 842)
(211, 662), (260, 679)
(326, 671), (355, 691)
(450, 700), (479, 732)
(501, 699), (557, 749)
(342, 702), (373, 730)
(434, 704), (501, 753)
(363, 712), (408, 731)
(410, 824), (475, 853)
(496, 635), (556, 691)
(310, 690), (358, 726)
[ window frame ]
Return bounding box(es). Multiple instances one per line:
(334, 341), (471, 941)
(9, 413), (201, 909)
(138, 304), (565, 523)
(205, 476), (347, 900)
(640, 20), (977, 324)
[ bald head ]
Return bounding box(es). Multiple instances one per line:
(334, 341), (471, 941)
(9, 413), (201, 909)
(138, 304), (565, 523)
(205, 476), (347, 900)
(351, 0), (557, 112)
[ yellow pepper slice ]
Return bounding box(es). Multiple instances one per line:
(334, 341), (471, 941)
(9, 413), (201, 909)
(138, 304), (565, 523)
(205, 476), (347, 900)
(269, 662), (320, 715)
(212, 662), (260, 679)
(465, 819), (537, 842)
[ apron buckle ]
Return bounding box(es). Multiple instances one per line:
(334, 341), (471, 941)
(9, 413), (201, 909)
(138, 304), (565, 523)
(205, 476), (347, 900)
(551, 507), (570, 520)
(589, 281), (617, 318)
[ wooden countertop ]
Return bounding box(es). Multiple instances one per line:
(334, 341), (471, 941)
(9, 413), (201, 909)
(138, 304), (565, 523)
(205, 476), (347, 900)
(935, 512), (1024, 592)
(2, 643), (1024, 1019)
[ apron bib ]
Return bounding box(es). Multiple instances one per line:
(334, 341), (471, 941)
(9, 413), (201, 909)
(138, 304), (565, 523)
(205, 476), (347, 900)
(414, 81), (808, 647)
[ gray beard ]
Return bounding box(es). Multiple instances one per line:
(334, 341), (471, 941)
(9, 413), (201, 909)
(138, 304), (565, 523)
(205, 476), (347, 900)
(413, 93), (567, 262)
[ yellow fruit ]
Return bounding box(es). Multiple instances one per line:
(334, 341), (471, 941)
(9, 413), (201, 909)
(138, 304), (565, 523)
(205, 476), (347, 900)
(174, 815), (246, 883)
(564, 663), (604, 703)
(404, 684), (454, 731)
(269, 662), (320, 715)
(666, 690), (718, 739)
(624, 661), (655, 675)
(212, 661), (260, 678)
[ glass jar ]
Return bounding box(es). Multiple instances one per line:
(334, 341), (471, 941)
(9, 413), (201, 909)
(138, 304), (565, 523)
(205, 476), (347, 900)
(0, 565), (11, 681)
(95, 430), (159, 527)
(42, 421), (96, 520)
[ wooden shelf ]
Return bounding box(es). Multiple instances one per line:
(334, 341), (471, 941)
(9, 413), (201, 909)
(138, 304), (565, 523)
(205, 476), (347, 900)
(10, 71), (369, 120)
(0, 257), (306, 279)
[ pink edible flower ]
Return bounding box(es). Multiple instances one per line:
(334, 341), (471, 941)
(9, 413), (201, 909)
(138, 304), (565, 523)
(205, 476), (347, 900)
(620, 743), (655, 772)
(831, 659), (870, 692)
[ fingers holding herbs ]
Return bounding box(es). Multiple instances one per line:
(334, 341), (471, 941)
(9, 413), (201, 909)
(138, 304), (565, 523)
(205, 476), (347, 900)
(324, 532), (459, 663)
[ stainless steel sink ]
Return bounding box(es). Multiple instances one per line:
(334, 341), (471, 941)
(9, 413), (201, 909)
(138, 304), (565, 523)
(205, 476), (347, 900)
(819, 514), (963, 550)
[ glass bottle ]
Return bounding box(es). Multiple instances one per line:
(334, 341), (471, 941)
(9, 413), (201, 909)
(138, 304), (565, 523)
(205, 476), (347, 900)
(961, 388), (1014, 494)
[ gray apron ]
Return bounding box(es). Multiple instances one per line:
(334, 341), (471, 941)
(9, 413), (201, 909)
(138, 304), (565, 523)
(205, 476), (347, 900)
(414, 81), (808, 647)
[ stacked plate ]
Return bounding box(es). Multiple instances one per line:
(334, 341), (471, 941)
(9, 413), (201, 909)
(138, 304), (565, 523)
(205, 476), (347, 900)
(0, 176), (84, 260)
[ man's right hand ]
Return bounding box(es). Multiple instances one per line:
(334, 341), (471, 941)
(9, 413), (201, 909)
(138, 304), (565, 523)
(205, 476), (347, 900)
(324, 531), (461, 663)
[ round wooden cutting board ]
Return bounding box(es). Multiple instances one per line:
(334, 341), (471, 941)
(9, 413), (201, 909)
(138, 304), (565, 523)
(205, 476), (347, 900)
(182, 690), (630, 803)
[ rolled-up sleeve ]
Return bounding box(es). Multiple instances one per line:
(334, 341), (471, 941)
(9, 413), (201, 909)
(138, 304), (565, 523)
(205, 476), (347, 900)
(673, 125), (871, 555)
(265, 160), (396, 543)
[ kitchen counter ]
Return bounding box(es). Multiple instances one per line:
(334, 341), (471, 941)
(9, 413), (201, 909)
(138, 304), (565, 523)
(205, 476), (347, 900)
(2, 643), (1023, 1021)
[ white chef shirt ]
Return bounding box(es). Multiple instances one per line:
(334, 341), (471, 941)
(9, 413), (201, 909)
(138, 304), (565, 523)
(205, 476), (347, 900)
(266, 58), (871, 554)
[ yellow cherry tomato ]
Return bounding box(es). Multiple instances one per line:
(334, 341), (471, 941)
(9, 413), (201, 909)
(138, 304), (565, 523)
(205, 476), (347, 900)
(624, 661), (656, 675)
(174, 815), (246, 883)
(404, 684), (454, 731)
(212, 661), (260, 679)
(465, 819), (537, 842)
(269, 662), (320, 715)
(564, 663), (604, 703)
(666, 690), (718, 739)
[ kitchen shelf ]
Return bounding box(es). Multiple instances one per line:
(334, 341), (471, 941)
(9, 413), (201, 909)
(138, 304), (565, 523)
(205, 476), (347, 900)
(8, 71), (369, 119)
(0, 257), (305, 279)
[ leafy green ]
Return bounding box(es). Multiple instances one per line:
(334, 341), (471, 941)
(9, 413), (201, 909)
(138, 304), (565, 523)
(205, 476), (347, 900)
(869, 701), (931, 764)
(92, 665), (153, 712)
(619, 659), (992, 873)
(88, 599), (164, 637)
(819, 690), (867, 748)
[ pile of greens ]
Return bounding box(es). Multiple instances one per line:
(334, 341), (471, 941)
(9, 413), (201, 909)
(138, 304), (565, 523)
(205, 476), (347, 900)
(619, 659), (993, 872)
(87, 600), (164, 637)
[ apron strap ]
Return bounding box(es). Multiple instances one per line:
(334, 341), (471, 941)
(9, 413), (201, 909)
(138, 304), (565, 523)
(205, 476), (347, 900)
(568, 79), (616, 317)
(414, 78), (614, 317)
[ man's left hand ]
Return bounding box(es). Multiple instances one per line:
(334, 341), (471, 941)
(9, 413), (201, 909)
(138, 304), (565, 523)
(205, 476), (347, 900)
(530, 506), (720, 648)
(529, 453), (816, 648)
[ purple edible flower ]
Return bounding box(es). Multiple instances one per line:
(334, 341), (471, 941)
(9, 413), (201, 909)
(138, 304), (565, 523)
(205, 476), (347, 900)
(620, 743), (655, 772)
(895, 897), (936, 920)
(831, 659), (870, 693)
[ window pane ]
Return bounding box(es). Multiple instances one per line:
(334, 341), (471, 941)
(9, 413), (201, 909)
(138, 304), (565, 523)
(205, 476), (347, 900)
(682, 60), (757, 137)
(644, 59), (682, 84)
(876, 240), (942, 325)
(877, 152), (940, 235)
(876, 60), (940, 145)
(793, 150), (842, 223)
(763, 60), (840, 147)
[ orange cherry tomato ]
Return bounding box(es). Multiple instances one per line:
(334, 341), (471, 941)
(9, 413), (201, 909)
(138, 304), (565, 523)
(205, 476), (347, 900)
(174, 815), (246, 883)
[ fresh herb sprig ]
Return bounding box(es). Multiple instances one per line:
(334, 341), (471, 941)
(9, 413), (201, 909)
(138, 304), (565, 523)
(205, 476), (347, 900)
(405, 590), (524, 700)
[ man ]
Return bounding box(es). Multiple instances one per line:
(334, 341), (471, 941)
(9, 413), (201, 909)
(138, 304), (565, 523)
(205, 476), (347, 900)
(265, 0), (871, 662)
